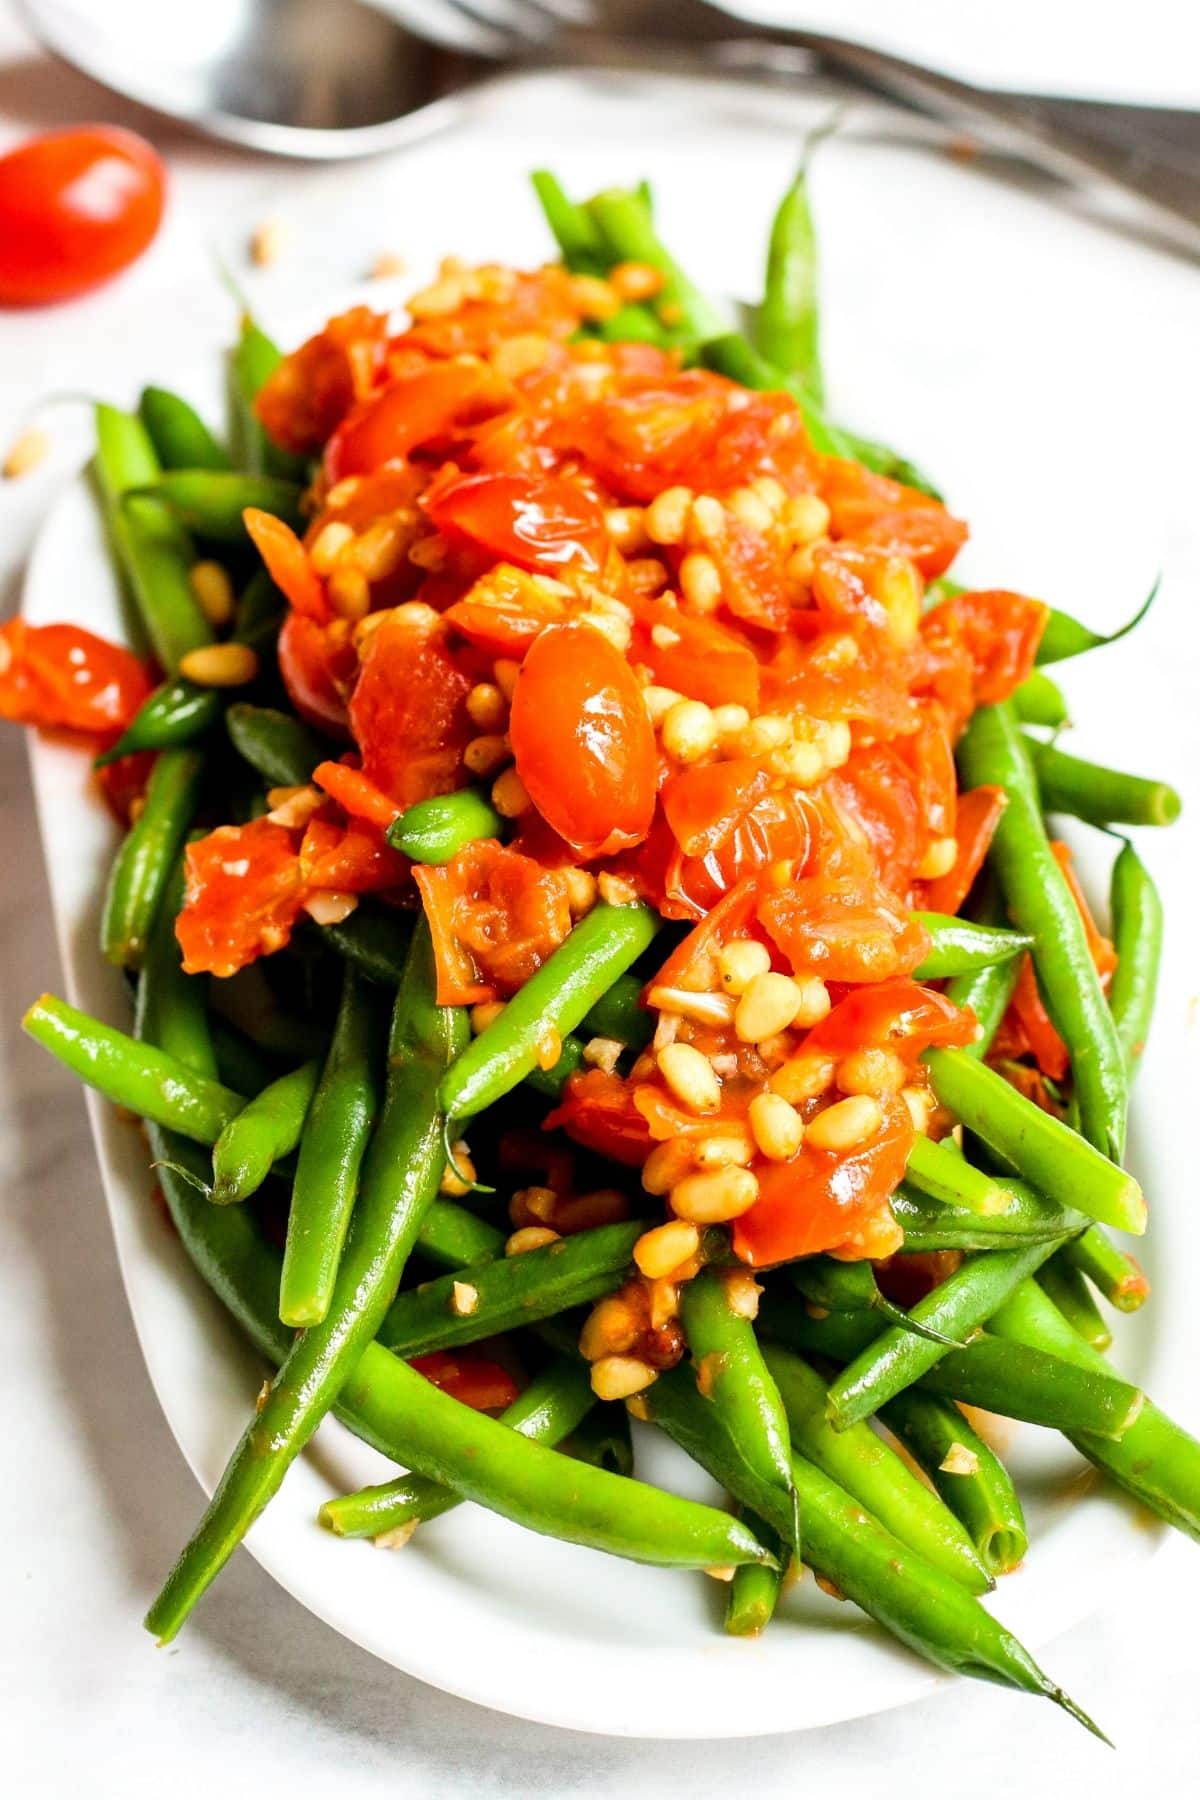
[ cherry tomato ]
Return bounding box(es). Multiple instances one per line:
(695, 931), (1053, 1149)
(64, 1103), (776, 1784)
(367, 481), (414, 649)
(663, 790), (812, 922)
(509, 622), (656, 859)
(427, 472), (607, 574)
(920, 590), (1049, 710)
(661, 760), (772, 860)
(634, 604), (761, 711)
(177, 821), (305, 978)
(804, 978), (977, 1069)
(542, 1070), (655, 1166)
(915, 784), (1006, 916)
(443, 563), (568, 658)
(415, 841), (572, 1005)
(277, 612), (352, 737)
(245, 510), (326, 621)
(757, 870), (929, 985)
(324, 360), (494, 482)
(0, 619), (151, 735)
(256, 307), (388, 455)
(299, 817), (406, 893)
(409, 1350), (519, 1412)
(0, 127), (165, 306)
(349, 608), (472, 810)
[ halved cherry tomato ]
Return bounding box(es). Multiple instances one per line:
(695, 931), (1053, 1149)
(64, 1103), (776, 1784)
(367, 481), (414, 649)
(177, 820), (305, 978)
(409, 1350), (519, 1412)
(427, 472), (607, 574)
(661, 761), (772, 859)
(650, 878), (764, 993)
(920, 590), (1048, 711)
(733, 1093), (914, 1266)
(820, 460), (967, 579)
(414, 840), (572, 1005)
(542, 1069), (655, 1166)
(662, 789), (812, 923)
(0, 620), (151, 735)
(916, 784), (1006, 916)
(708, 516), (791, 631)
(830, 745), (924, 896)
(324, 359), (495, 482)
(443, 562), (568, 658)
(349, 607), (472, 809)
(245, 510), (326, 621)
(509, 622), (656, 859)
(277, 612), (352, 736)
(804, 978), (977, 1069)
(299, 817), (407, 892)
(256, 306), (388, 454)
(0, 127), (165, 306)
(757, 871), (929, 984)
(634, 603), (761, 711)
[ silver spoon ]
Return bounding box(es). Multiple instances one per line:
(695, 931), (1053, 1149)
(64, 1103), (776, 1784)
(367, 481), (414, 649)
(16, 0), (496, 159)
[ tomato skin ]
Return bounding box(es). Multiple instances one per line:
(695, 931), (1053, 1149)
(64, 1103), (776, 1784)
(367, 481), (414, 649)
(410, 1350), (519, 1412)
(427, 472), (607, 574)
(509, 622), (656, 859)
(324, 360), (493, 481)
(277, 612), (352, 736)
(177, 820), (305, 978)
(0, 128), (165, 305)
(349, 608), (472, 810)
(415, 839), (572, 1005)
(804, 978), (977, 1068)
(634, 605), (761, 711)
(542, 1070), (655, 1165)
(0, 619), (151, 735)
(257, 307), (387, 455)
(915, 784), (1006, 916)
(443, 563), (568, 658)
(663, 790), (812, 922)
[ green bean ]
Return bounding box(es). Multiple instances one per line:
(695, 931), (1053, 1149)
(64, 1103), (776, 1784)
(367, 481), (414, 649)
(319, 1357), (596, 1539)
(145, 919), (465, 1640)
(599, 303), (670, 346)
(232, 566), (286, 650)
(230, 312), (308, 481)
(911, 912), (1031, 979)
(958, 701), (1129, 1159)
(790, 1255), (970, 1348)
(225, 701), (326, 788)
(879, 1389), (1028, 1577)
(1037, 1252), (1112, 1349)
(524, 1032), (586, 1100)
(924, 1047), (1144, 1233)
(24, 993), (244, 1142)
(680, 1268), (796, 1533)
(756, 155), (823, 400)
(1035, 579), (1158, 665)
(569, 1402), (634, 1477)
(100, 748), (206, 970)
(312, 904), (412, 988)
(946, 955), (1022, 1063)
(378, 1221), (645, 1356)
(724, 1514), (788, 1636)
(210, 1017), (276, 1096)
(209, 1058), (321, 1204)
(415, 1199), (506, 1270)
(991, 1281), (1200, 1542)
(1108, 837), (1164, 1070)
(387, 788), (504, 864)
(139, 387), (231, 472)
(531, 169), (607, 273)
(642, 1364), (1103, 1732)
(1011, 669), (1069, 728)
(281, 969), (386, 1323)
(144, 1133), (770, 1584)
(904, 1133), (1011, 1217)
(892, 1179), (1085, 1252)
(209, 963), (329, 1063)
(95, 679), (222, 765)
(441, 902), (660, 1122)
(758, 1295), (1143, 1439)
(127, 472), (303, 542)
(134, 859), (217, 1078)
(579, 971), (652, 1050)
(1063, 1225), (1149, 1312)
(824, 1240), (1066, 1430)
(93, 404), (213, 674)
(587, 189), (726, 341)
(763, 1344), (990, 1591)
(1029, 737), (1181, 828)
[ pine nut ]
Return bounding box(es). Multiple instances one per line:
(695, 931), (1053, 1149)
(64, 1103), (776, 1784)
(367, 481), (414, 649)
(769, 1051), (835, 1104)
(470, 1000), (506, 1034)
(679, 552), (722, 614)
(633, 1220), (700, 1280)
(493, 658), (521, 700)
(579, 611), (632, 653)
(564, 868), (598, 917)
(376, 1519), (418, 1550)
(645, 485), (694, 545)
(648, 1277), (679, 1331)
(511, 1186), (558, 1226)
(716, 938), (772, 996)
(328, 568), (371, 620)
(877, 557), (921, 646)
(643, 684), (685, 724)
(188, 560), (235, 627)
(590, 1355), (658, 1401)
(748, 1091), (804, 1160)
(569, 274), (621, 320)
(939, 1442), (981, 1476)
(463, 733), (510, 777)
(369, 251), (407, 280)
(450, 1281), (479, 1317)
(642, 1138), (695, 1195)
(669, 1166), (759, 1223)
(751, 475), (787, 513)
(734, 971), (808, 1042)
(781, 493), (831, 544)
(902, 1084), (933, 1133)
(650, 622), (681, 649)
(597, 872), (638, 906)
(917, 835), (958, 881)
(582, 1036), (623, 1074)
(605, 506), (649, 553)
(178, 644), (259, 688)
(736, 713), (793, 756)
(837, 1048), (906, 1097)
(727, 487), (775, 533)
(492, 767), (531, 817)
(661, 699), (718, 763)
(768, 739), (825, 786)
(349, 514), (414, 582)
(3, 426), (49, 480)
(466, 681), (508, 731)
(658, 1042), (721, 1114)
(250, 217), (289, 266)
(790, 975), (832, 1027)
(610, 260), (664, 301)
(693, 1131), (754, 1170)
(266, 784), (324, 829)
(310, 520), (356, 574)
(690, 494), (725, 543)
(648, 985), (736, 1027)
(712, 703), (751, 741)
(505, 1226), (561, 1255)
(302, 890), (358, 926)
(439, 1144), (477, 1197)
(806, 1094), (884, 1152)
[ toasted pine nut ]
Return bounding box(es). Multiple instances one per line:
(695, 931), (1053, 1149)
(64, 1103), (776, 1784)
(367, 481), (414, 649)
(466, 681), (508, 731)
(492, 767), (531, 817)
(648, 985), (736, 1027)
(605, 505), (649, 553)
(505, 1226), (561, 1255)
(579, 610), (632, 653)
(658, 1042), (721, 1114)
(806, 1094), (884, 1152)
(450, 1281), (479, 1317)
(310, 520), (356, 574)
(579, 1295), (640, 1361)
(582, 1035), (623, 1075)
(510, 1186), (558, 1226)
(902, 1084), (933, 1133)
(751, 475), (787, 513)
(643, 684), (685, 725)
(727, 488), (774, 533)
(917, 835), (958, 881)
(716, 938), (772, 996)
(736, 713), (793, 757)
(266, 784), (324, 829)
(769, 1051), (835, 1105)
(610, 260), (664, 301)
(439, 1143), (476, 1197)
(837, 1048), (906, 1097)
(569, 274), (621, 320)
(369, 251), (407, 280)
(748, 1091), (804, 1161)
(3, 426), (49, 480)
(645, 485), (693, 546)
(768, 739), (825, 786)
(939, 1442), (981, 1476)
(661, 698), (718, 763)
(679, 552), (722, 614)
(590, 1355), (657, 1401)
(564, 867), (598, 917)
(634, 1220), (701, 1280)
(375, 1519), (418, 1550)
(597, 872), (638, 906)
(470, 1000), (506, 1034)
(649, 622), (681, 649)
(302, 890), (359, 927)
(704, 1565), (736, 1583)
(670, 1166), (759, 1224)
(348, 514), (414, 582)
(328, 568), (371, 620)
(734, 971), (807, 1043)
(690, 494), (725, 543)
(178, 644), (259, 688)
(250, 217), (289, 266)
(692, 1131), (755, 1170)
(493, 658), (521, 700)
(877, 557), (922, 646)
(642, 1138), (695, 1196)
(187, 560), (235, 627)
(463, 733), (510, 777)
(781, 493), (831, 544)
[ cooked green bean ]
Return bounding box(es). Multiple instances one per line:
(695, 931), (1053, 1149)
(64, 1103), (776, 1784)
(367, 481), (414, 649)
(580, 970), (652, 1050)
(531, 169), (607, 273)
(225, 701), (325, 787)
(388, 788), (504, 863)
(134, 859), (216, 1079)
(1037, 1252), (1112, 1350)
(1063, 1225), (1149, 1313)
(912, 913), (1031, 979)
(587, 188), (725, 342)
(879, 1389), (1027, 1577)
(312, 904), (412, 988)
(128, 471), (303, 542)
(95, 679), (222, 765)
(569, 1402), (634, 1478)
(230, 312), (308, 481)
(725, 1513), (788, 1636)
(1108, 836), (1164, 1070)
(139, 386), (231, 472)
(1011, 670), (1069, 728)
(1035, 579), (1158, 665)
(209, 1057), (321, 1204)
(101, 747), (206, 970)
(892, 1180), (1085, 1252)
(1030, 737), (1181, 828)
(904, 1134), (1012, 1217)
(756, 155), (823, 399)
(698, 332), (847, 455)
(790, 1255), (970, 1348)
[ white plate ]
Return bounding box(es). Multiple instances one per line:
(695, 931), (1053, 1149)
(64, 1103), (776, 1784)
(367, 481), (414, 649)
(19, 78), (1200, 1736)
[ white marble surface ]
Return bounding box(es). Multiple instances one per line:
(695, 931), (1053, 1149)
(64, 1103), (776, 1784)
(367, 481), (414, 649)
(3, 5), (1200, 1794)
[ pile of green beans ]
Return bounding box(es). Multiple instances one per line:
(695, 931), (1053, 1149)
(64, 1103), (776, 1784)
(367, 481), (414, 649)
(17, 164), (1198, 1746)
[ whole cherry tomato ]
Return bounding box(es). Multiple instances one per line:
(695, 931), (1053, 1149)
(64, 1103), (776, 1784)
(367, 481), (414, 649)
(509, 621), (656, 859)
(0, 127), (165, 305)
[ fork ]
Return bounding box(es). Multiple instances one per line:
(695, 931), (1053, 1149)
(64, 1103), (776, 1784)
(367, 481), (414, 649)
(420, 0), (1200, 259)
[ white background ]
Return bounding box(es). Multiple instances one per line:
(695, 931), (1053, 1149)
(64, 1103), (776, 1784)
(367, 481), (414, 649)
(3, 3), (1200, 1793)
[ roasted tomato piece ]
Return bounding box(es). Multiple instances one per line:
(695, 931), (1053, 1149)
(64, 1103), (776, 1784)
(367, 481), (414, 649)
(663, 791), (813, 923)
(443, 562), (568, 658)
(427, 471), (607, 574)
(415, 839), (572, 1005)
(245, 510), (326, 621)
(558, 377), (729, 501)
(733, 1093), (914, 1266)
(709, 516), (792, 631)
(820, 460), (967, 578)
(350, 607), (472, 809)
(509, 621), (656, 859)
(660, 760), (772, 859)
(410, 1350), (519, 1412)
(255, 306), (388, 454)
(0, 620), (150, 736)
(804, 978), (978, 1069)
(920, 590), (1049, 710)
(915, 784), (1006, 916)
(757, 872), (929, 984)
(830, 746), (924, 896)
(634, 603), (761, 711)
(324, 359), (496, 481)
(277, 612), (353, 736)
(542, 1069), (655, 1166)
(177, 820), (305, 978)
(299, 817), (407, 892)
